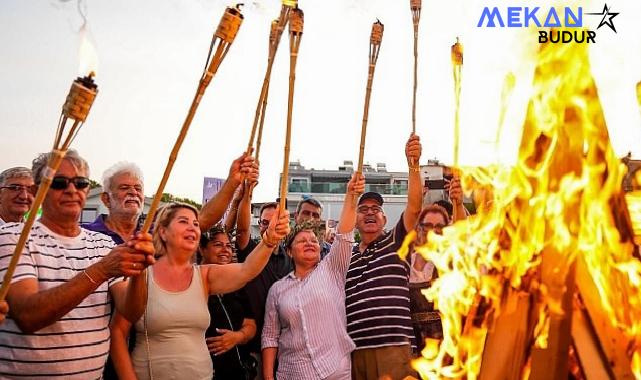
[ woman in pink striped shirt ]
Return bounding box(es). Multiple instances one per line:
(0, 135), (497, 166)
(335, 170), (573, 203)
(262, 174), (364, 380)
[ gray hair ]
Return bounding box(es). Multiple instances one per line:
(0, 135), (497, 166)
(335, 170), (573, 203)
(102, 162), (144, 193)
(32, 149), (89, 184)
(0, 167), (32, 186)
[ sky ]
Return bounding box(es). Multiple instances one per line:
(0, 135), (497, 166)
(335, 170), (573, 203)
(1, 0), (640, 204)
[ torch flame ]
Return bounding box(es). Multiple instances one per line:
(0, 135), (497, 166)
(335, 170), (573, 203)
(78, 24), (98, 77)
(407, 31), (641, 379)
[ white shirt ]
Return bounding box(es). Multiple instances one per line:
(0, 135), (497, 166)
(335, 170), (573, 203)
(0, 221), (117, 379)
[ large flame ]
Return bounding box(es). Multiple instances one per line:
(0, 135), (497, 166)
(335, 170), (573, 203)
(78, 23), (98, 76)
(403, 33), (641, 379)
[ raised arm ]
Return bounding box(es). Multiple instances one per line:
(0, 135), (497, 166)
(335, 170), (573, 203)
(205, 209), (290, 295)
(449, 175), (468, 222)
(337, 173), (365, 234)
(235, 180), (255, 251)
(224, 184), (244, 232)
(200, 152), (259, 231)
(403, 133), (424, 232)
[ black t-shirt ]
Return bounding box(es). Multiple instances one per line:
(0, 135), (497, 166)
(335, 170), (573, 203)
(206, 290), (254, 378)
(236, 238), (293, 353)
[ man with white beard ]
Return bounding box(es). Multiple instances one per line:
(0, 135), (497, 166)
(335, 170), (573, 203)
(83, 162), (145, 245)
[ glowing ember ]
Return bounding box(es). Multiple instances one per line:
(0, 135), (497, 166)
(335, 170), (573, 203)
(402, 33), (641, 379)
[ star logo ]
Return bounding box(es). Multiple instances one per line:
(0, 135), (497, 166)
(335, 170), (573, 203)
(586, 4), (619, 33)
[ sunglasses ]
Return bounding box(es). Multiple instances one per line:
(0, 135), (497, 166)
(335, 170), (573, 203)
(50, 176), (91, 190)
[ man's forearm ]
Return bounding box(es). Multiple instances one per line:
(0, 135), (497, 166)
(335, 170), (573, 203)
(200, 178), (240, 231)
(8, 266), (105, 333)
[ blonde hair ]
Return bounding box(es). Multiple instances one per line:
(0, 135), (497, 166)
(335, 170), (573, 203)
(152, 202), (200, 257)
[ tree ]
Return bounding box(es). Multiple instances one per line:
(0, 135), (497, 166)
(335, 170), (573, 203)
(160, 193), (202, 209)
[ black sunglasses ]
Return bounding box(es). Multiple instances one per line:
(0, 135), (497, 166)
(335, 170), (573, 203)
(50, 176), (91, 190)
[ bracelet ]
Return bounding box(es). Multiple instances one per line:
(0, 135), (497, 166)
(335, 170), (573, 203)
(409, 165), (421, 173)
(82, 270), (98, 285)
(262, 233), (278, 248)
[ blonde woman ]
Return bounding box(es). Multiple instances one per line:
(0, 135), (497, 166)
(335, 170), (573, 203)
(114, 202), (289, 380)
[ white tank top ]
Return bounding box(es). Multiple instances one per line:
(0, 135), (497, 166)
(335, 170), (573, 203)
(132, 265), (212, 380)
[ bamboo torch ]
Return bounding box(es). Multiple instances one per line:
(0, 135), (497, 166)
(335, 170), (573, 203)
(410, 0), (421, 136)
(141, 5), (243, 233)
(451, 37), (463, 168)
(246, 0), (298, 159)
(278, 7), (304, 211)
(356, 20), (384, 176)
(450, 37), (464, 221)
(636, 80), (641, 112)
(0, 74), (98, 301)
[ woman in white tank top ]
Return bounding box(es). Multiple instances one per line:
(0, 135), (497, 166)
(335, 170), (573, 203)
(116, 202), (290, 380)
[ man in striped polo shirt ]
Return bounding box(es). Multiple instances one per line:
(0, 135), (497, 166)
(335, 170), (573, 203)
(0, 150), (154, 379)
(346, 134), (424, 380)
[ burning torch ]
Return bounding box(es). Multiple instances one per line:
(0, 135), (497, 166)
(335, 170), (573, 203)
(141, 4), (244, 234)
(278, 6), (304, 211)
(0, 74), (98, 301)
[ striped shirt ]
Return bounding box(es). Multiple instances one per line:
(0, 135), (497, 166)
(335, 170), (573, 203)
(0, 221), (118, 379)
(345, 216), (415, 350)
(262, 231), (356, 379)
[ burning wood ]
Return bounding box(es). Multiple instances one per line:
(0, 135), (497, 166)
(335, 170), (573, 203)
(0, 74), (98, 301)
(410, 35), (641, 380)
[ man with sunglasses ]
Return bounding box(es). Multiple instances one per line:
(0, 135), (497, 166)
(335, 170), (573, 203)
(0, 167), (34, 225)
(346, 134), (423, 380)
(0, 150), (154, 379)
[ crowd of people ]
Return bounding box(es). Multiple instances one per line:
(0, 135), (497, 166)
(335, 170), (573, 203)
(0, 132), (467, 379)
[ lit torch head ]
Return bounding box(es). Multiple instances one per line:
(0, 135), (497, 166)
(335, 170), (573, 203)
(289, 7), (304, 36)
(370, 19), (384, 47)
(451, 37), (464, 66)
(215, 3), (244, 43)
(62, 74), (98, 122)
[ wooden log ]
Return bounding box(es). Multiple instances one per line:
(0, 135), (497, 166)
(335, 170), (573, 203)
(571, 293), (614, 379)
(479, 289), (533, 380)
(575, 254), (635, 379)
(529, 256), (576, 380)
